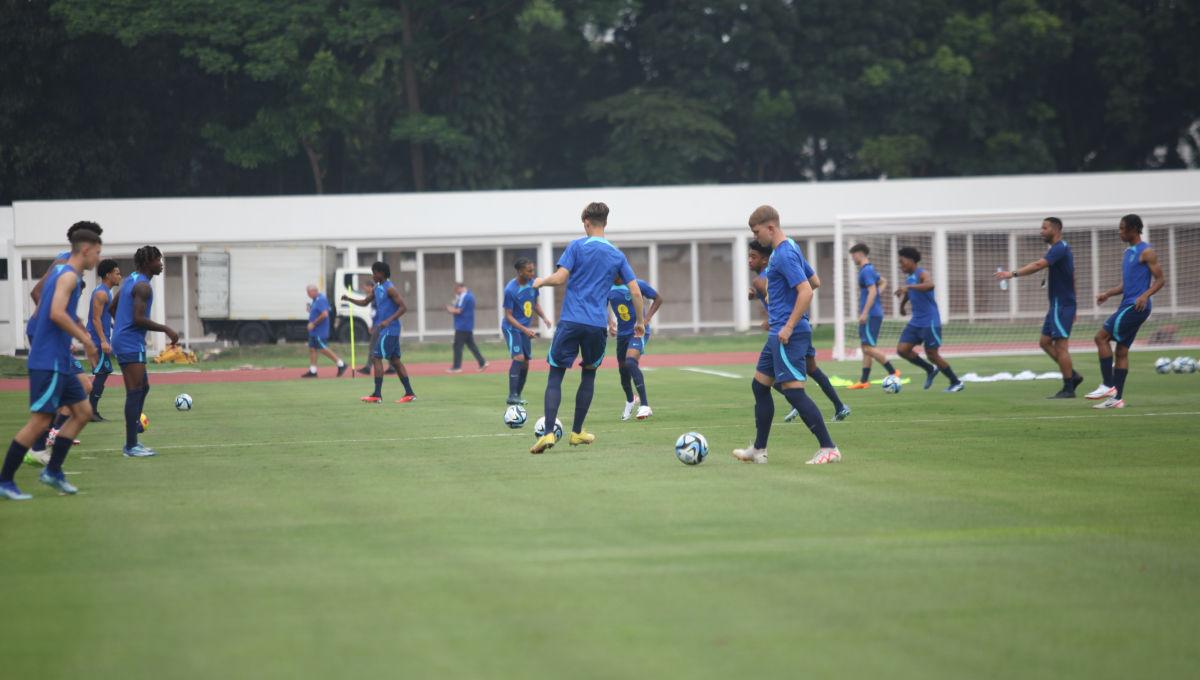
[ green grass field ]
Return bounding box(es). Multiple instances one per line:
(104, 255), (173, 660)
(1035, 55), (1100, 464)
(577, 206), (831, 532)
(2, 349), (1198, 679)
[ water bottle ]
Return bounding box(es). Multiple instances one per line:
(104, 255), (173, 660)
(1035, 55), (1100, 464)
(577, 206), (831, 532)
(997, 267), (1008, 291)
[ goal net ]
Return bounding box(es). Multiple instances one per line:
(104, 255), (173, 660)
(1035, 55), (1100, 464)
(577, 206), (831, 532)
(831, 206), (1200, 360)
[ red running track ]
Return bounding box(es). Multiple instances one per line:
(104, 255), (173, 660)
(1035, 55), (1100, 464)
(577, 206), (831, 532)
(0, 350), (818, 392)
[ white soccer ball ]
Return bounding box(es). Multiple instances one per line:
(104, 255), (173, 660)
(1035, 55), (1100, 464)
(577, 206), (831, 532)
(881, 374), (902, 394)
(1172, 356), (1197, 374)
(504, 404), (527, 429)
(533, 416), (564, 440)
(674, 432), (709, 465)
(1155, 357), (1174, 374)
(174, 393), (193, 411)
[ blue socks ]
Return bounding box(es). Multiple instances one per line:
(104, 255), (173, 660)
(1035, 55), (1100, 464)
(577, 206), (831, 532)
(942, 365), (959, 384)
(399, 374), (414, 396)
(124, 387), (145, 448)
(47, 435), (72, 475)
(618, 363), (634, 402)
(572, 369), (597, 433)
(544, 366), (566, 430)
(518, 364), (529, 393)
(809, 368), (843, 412)
(752, 380), (774, 449)
(89, 372), (108, 411)
(782, 388), (835, 449)
(904, 354), (935, 373)
(860, 366), (871, 383)
(1114, 368), (1128, 399)
(372, 377), (383, 398)
(1, 440), (27, 482)
(626, 357), (648, 405)
(508, 361), (523, 397)
(1100, 356), (1114, 386)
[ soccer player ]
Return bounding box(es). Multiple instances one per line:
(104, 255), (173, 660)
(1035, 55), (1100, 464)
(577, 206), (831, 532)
(894, 247), (964, 392)
(342, 262), (416, 403)
(301, 285), (347, 378)
(25, 222), (103, 464)
(112, 245), (179, 457)
(85, 258), (122, 419)
(748, 240), (771, 331)
(994, 217), (1083, 398)
(733, 206), (841, 465)
(529, 202), (644, 454)
(609, 275), (660, 421)
(848, 243), (898, 389)
(502, 258), (551, 405)
(1085, 214), (1165, 409)
(1, 229), (102, 500)
(446, 282), (488, 373)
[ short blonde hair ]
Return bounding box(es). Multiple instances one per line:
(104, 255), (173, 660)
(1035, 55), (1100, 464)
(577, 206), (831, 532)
(748, 205), (780, 228)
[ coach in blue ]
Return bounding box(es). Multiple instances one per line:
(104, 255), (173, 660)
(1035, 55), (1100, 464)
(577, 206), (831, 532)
(446, 282), (488, 373)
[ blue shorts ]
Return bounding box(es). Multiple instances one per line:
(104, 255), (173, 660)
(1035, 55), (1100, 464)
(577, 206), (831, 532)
(371, 332), (401, 360)
(1103, 305), (1151, 348)
(71, 358), (85, 375)
(616, 330), (651, 363)
(858, 316), (884, 346)
(29, 369), (88, 414)
(91, 353), (114, 375)
(548, 320), (607, 370)
(899, 323), (942, 349)
(755, 332), (811, 384)
(1042, 301), (1075, 340)
(503, 327), (532, 359)
(308, 336), (329, 350)
(116, 347), (147, 366)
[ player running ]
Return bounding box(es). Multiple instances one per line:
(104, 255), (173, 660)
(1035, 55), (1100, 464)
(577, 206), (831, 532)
(609, 275), (660, 421)
(1, 229), (102, 500)
(1086, 214), (1165, 409)
(86, 259), (122, 419)
(994, 217), (1084, 398)
(848, 243), (898, 389)
(529, 202), (644, 454)
(301, 284), (347, 378)
(112, 246), (179, 457)
(503, 258), (552, 405)
(342, 262), (416, 403)
(733, 205), (841, 465)
(895, 247), (964, 393)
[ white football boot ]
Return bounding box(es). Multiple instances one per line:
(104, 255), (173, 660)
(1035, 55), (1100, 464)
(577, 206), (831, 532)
(1084, 384), (1117, 400)
(635, 405), (653, 420)
(732, 445), (768, 464)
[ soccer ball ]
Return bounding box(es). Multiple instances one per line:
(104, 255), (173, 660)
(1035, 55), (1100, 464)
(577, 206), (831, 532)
(504, 404), (527, 429)
(138, 413), (149, 433)
(175, 393), (193, 411)
(1155, 357), (1174, 374)
(881, 374), (902, 394)
(1173, 356), (1197, 374)
(674, 432), (709, 465)
(533, 416), (564, 440)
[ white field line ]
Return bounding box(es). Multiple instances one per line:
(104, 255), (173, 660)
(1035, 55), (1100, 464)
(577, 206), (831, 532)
(679, 367), (743, 379)
(74, 411), (1200, 455)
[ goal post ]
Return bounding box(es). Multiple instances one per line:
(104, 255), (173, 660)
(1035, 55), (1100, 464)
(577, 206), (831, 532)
(832, 203), (1200, 360)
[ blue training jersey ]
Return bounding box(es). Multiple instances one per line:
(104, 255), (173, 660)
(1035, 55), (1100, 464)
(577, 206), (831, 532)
(502, 278), (539, 331)
(25, 250), (72, 341)
(1121, 241), (1153, 308)
(557, 236), (636, 328)
(608, 279), (658, 337)
(112, 271), (152, 354)
(308, 293), (331, 339)
(453, 290), (476, 332)
(373, 280), (402, 333)
(905, 267), (940, 326)
(1043, 240), (1075, 306)
(28, 263), (82, 372)
(763, 238), (814, 334)
(858, 263), (884, 317)
(86, 282), (113, 347)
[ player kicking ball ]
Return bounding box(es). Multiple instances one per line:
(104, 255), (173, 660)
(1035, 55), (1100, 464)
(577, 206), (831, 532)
(343, 262), (416, 403)
(733, 206), (841, 465)
(1086, 214), (1165, 408)
(1, 229), (102, 500)
(530, 202), (644, 454)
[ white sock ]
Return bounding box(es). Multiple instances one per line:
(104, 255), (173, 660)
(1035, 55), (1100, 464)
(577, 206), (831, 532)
(336, 360), (345, 367)
(309, 365), (317, 374)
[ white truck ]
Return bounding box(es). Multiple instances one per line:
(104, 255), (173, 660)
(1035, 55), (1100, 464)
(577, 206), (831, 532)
(197, 245), (374, 345)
